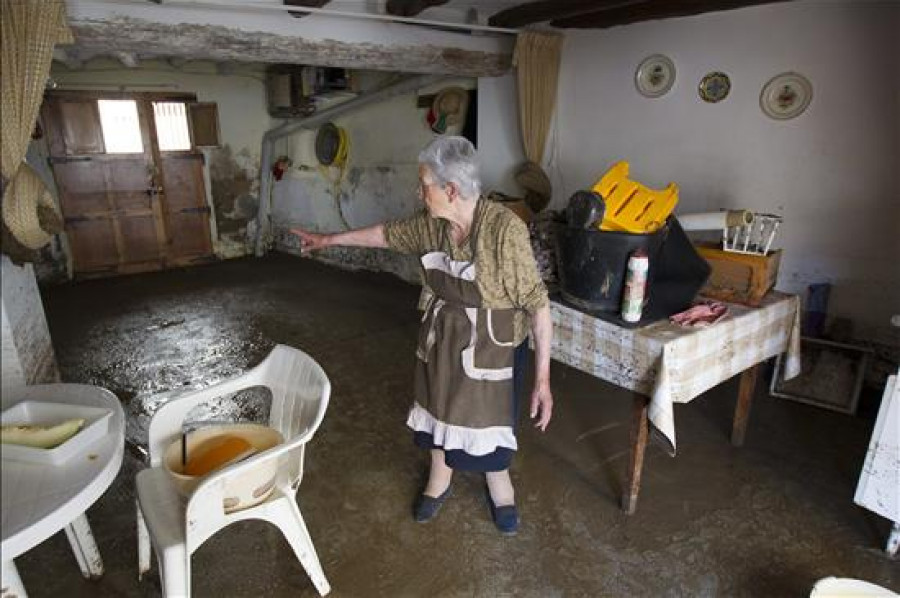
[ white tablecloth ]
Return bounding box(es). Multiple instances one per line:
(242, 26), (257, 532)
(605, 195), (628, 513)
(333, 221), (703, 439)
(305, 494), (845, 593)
(549, 292), (802, 454)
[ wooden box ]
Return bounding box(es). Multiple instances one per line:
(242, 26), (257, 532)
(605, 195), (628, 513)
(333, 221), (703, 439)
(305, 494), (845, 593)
(694, 245), (782, 307)
(487, 196), (533, 224)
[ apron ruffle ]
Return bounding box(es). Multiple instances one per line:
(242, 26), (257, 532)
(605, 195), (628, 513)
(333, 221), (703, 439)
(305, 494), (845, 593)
(407, 402), (518, 456)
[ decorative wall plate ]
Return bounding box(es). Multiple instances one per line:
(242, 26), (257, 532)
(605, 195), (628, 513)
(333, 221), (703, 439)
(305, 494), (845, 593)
(760, 72), (812, 120)
(635, 54), (675, 98)
(699, 72), (731, 103)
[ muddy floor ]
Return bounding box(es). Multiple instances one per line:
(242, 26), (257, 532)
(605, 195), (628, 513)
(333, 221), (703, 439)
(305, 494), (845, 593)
(16, 253), (900, 597)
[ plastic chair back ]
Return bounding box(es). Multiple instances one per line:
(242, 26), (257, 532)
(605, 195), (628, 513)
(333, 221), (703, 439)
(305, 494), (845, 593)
(180, 345), (329, 551)
(137, 344), (332, 596)
(146, 345), (328, 465)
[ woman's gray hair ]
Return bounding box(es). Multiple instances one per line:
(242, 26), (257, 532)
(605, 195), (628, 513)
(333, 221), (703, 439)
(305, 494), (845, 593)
(418, 136), (481, 200)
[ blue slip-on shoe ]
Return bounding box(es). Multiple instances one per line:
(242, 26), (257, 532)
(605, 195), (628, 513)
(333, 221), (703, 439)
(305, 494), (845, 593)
(414, 485), (452, 523)
(486, 491), (519, 536)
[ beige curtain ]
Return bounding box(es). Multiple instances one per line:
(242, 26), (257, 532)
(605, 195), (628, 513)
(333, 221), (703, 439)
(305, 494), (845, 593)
(1, 0), (71, 259)
(1, 0), (72, 184)
(512, 31), (563, 213)
(513, 32), (563, 165)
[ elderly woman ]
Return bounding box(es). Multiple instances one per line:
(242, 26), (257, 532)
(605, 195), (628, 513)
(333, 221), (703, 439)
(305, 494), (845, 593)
(291, 136), (552, 535)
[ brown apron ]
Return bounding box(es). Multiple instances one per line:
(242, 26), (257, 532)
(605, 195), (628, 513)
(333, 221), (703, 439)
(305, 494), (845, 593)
(407, 200), (519, 456)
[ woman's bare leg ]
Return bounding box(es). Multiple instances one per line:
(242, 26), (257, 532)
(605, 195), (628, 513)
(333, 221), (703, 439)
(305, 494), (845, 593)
(424, 449), (453, 497)
(485, 469), (515, 507)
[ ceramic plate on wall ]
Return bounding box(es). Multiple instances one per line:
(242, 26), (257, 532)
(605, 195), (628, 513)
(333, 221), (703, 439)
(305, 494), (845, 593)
(699, 72), (731, 103)
(760, 72), (812, 120)
(635, 54), (675, 98)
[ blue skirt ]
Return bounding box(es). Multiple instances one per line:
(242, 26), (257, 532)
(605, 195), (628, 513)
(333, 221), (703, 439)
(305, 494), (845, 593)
(414, 341), (528, 472)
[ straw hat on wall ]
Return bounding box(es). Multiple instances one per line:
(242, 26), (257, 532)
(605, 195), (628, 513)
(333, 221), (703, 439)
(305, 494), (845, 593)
(429, 87), (469, 135)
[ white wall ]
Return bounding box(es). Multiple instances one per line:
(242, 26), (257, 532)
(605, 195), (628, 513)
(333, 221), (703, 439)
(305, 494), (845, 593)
(1, 257), (59, 405)
(480, 1), (900, 332)
(1, 302), (27, 404)
(50, 59), (272, 258)
(270, 77), (476, 281)
(477, 73), (523, 196)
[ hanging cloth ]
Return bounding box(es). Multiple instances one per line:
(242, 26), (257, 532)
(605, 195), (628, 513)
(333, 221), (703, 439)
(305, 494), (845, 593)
(1, 0), (72, 182)
(512, 31), (563, 214)
(1, 0), (72, 260)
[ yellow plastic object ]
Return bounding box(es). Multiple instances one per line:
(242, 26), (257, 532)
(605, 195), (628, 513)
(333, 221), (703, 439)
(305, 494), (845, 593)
(591, 161), (679, 233)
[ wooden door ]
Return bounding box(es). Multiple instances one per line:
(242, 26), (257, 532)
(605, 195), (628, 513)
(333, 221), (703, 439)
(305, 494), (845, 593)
(41, 92), (214, 277)
(159, 154), (214, 266)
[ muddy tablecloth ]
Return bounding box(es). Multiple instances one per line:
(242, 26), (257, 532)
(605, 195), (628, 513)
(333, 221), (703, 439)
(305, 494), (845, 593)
(548, 292), (802, 454)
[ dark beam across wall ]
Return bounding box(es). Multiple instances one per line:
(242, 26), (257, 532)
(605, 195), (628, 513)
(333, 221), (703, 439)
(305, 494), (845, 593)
(284, 0), (331, 19)
(65, 18), (512, 77)
(489, 0), (645, 28)
(551, 0), (793, 28)
(386, 0), (451, 18)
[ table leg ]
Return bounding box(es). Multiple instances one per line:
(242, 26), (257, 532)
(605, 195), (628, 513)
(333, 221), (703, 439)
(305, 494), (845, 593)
(137, 501), (151, 580)
(731, 364), (760, 447)
(2, 559), (26, 598)
(886, 522), (900, 557)
(623, 394), (650, 515)
(64, 514), (104, 580)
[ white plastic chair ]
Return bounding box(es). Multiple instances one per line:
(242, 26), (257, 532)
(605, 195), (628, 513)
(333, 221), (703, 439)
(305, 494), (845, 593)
(135, 344), (331, 597)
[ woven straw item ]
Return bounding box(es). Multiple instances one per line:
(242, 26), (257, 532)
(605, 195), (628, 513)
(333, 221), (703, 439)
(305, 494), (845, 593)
(515, 160), (552, 214)
(2, 163), (63, 249)
(1, 0), (73, 181)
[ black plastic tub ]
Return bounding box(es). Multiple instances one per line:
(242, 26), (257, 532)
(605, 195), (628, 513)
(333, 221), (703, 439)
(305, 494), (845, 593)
(554, 221), (667, 313)
(553, 217), (711, 325)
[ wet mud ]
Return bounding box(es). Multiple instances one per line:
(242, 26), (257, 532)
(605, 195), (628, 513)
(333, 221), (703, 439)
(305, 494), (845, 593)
(18, 253), (899, 597)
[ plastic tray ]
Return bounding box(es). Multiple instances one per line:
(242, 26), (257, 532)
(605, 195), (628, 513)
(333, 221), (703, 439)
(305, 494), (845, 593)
(1, 401), (113, 465)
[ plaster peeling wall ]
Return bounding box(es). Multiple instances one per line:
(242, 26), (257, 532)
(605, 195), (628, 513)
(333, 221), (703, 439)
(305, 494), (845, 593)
(271, 77), (476, 283)
(48, 59), (271, 261)
(207, 143), (262, 258)
(1, 303), (27, 406)
(478, 0), (900, 333)
(1, 256), (60, 404)
(27, 140), (71, 284)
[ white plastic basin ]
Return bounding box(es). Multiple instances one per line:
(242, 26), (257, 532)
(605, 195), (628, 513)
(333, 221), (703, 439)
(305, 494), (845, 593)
(164, 423), (283, 512)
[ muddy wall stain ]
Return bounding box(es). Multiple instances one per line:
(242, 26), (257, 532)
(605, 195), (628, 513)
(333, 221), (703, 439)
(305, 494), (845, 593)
(209, 144), (260, 255)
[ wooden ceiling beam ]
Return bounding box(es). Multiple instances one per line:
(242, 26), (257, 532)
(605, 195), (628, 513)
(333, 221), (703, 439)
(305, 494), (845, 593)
(64, 19), (512, 77)
(488, 0), (645, 28)
(284, 0), (331, 6)
(551, 0), (792, 28)
(386, 0), (451, 18)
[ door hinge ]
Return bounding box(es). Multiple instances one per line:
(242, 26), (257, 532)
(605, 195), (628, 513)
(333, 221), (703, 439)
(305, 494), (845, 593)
(50, 156), (93, 164)
(180, 206), (211, 215)
(167, 153), (205, 163)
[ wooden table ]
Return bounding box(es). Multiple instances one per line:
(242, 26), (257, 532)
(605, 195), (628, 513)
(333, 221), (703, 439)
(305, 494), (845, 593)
(548, 292), (801, 514)
(1, 384), (124, 597)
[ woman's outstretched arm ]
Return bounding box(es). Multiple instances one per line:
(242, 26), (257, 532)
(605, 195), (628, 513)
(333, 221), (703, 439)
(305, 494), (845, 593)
(290, 225), (388, 252)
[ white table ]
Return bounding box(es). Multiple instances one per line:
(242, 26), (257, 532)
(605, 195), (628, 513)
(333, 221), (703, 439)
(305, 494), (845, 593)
(549, 292), (802, 513)
(854, 372), (900, 556)
(1, 384), (124, 598)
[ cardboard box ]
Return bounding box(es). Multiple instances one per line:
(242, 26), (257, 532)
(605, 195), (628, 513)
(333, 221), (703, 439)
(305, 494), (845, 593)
(695, 245), (782, 307)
